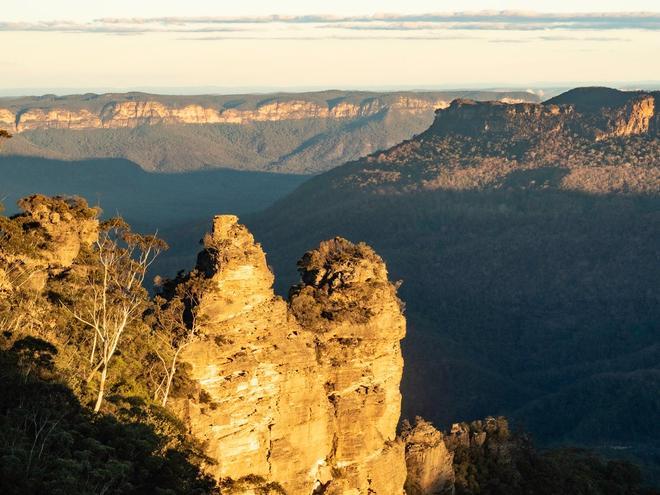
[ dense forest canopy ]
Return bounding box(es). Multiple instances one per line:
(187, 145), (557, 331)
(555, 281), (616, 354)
(248, 88), (660, 486)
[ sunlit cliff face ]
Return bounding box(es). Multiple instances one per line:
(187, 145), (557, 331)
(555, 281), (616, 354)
(0, 96), (540, 132)
(171, 215), (408, 494)
(0, 96), (455, 132)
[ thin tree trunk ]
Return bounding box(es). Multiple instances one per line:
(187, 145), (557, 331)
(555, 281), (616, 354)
(90, 332), (98, 364)
(94, 364), (108, 413)
(86, 359), (103, 383)
(161, 349), (180, 407)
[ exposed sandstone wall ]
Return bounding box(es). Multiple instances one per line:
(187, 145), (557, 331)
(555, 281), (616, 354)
(430, 99), (573, 138)
(174, 216), (407, 494)
(290, 238), (407, 494)
(402, 418), (454, 495)
(595, 95), (656, 139)
(16, 195), (99, 267)
(0, 96), (450, 132)
(0, 195), (99, 293)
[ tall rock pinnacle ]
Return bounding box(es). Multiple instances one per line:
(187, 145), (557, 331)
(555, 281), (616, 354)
(174, 216), (407, 494)
(290, 238), (407, 494)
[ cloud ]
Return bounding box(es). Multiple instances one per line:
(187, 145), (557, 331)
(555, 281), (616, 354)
(0, 11), (657, 38)
(537, 35), (631, 42)
(97, 11), (660, 30)
(0, 21), (244, 35)
(182, 35), (475, 41)
(489, 35), (632, 43)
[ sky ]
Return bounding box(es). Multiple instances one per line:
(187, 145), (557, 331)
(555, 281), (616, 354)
(1, 0), (659, 94)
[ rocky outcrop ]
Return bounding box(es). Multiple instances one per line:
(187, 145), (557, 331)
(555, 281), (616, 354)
(0, 109), (15, 130)
(0, 195), (99, 292)
(429, 90), (659, 141)
(339, 87), (660, 194)
(290, 238), (407, 494)
(429, 99), (573, 138)
(401, 416), (518, 495)
(15, 195), (99, 267)
(402, 418), (454, 495)
(174, 216), (407, 494)
(594, 94), (655, 140)
(0, 91), (540, 173)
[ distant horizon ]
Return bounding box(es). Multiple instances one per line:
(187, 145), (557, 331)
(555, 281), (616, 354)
(1, 81), (659, 99)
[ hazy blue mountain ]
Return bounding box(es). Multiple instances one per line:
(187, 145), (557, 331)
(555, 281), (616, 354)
(0, 155), (307, 277)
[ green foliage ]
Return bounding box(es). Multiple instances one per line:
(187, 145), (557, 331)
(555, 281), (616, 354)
(18, 194), (101, 221)
(446, 417), (656, 495)
(0, 195), (217, 493)
(147, 270), (210, 406)
(289, 237), (396, 331)
(219, 475), (286, 494)
(0, 337), (217, 495)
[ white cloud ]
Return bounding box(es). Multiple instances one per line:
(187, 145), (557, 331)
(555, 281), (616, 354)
(0, 11), (657, 38)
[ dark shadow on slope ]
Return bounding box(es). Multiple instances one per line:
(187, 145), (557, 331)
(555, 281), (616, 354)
(0, 155), (309, 279)
(0, 338), (216, 495)
(244, 185), (660, 483)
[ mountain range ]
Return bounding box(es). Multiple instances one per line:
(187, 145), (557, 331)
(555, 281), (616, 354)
(0, 90), (538, 174)
(246, 87), (660, 481)
(0, 86), (658, 484)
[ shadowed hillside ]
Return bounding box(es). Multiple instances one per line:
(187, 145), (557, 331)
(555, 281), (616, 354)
(246, 87), (660, 482)
(0, 155), (307, 277)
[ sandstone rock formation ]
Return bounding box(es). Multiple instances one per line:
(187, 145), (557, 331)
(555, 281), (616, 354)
(0, 195), (99, 293)
(174, 216), (407, 494)
(0, 91), (539, 173)
(402, 418), (455, 495)
(0, 92), (537, 133)
(16, 195), (99, 267)
(594, 94), (655, 139)
(0, 97), (446, 132)
(290, 238), (407, 494)
(335, 88), (660, 194)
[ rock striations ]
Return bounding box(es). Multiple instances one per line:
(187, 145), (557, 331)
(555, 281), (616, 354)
(330, 87), (660, 194)
(173, 216), (407, 494)
(0, 90), (539, 173)
(0, 92), (536, 133)
(401, 418), (455, 495)
(3, 98), (435, 132)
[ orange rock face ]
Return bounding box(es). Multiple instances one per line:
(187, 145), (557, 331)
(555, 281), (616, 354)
(174, 216), (407, 494)
(402, 418), (454, 495)
(1, 98), (416, 131)
(0, 96), (465, 132)
(595, 95), (656, 139)
(0, 195), (99, 293)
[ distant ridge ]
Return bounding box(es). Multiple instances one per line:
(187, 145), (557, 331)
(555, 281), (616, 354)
(0, 90), (539, 174)
(545, 86), (651, 110)
(247, 87), (660, 481)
